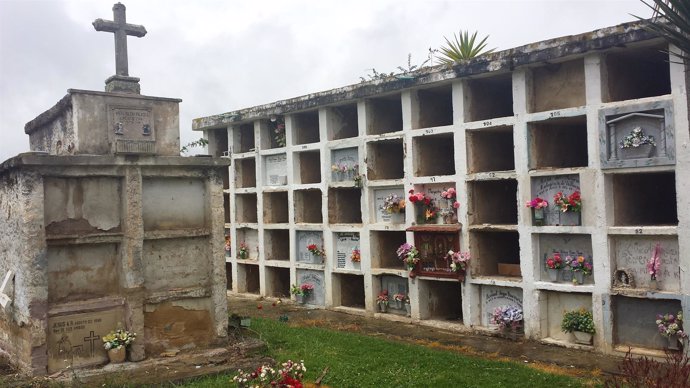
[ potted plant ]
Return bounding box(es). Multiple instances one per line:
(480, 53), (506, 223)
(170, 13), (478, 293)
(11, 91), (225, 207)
(656, 311), (687, 350)
(380, 193), (406, 224)
(237, 242), (249, 260)
(565, 255), (593, 285)
(526, 197), (548, 226)
(619, 126), (656, 159)
(396, 243), (420, 277)
(545, 252), (564, 282)
(306, 243), (325, 264)
(553, 191), (581, 226)
(376, 290), (389, 313)
(392, 293), (406, 309)
(490, 306), (523, 340)
(446, 250), (470, 282)
(408, 189), (438, 224)
(291, 283), (314, 304)
(102, 328), (136, 363)
(440, 187), (460, 224)
(561, 308), (595, 345)
(647, 243), (661, 290)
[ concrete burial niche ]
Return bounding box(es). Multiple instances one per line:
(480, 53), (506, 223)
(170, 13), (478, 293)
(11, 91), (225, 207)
(369, 231), (407, 269)
(373, 187), (405, 223)
(327, 104), (359, 140)
(265, 267), (290, 298)
(233, 123), (255, 154)
(418, 280), (462, 321)
(537, 234), (593, 284)
(328, 188), (362, 224)
(264, 229), (290, 261)
(296, 230), (325, 264)
(333, 274), (365, 309)
(611, 236), (680, 291)
(235, 158), (257, 188)
(237, 264), (260, 294)
(366, 139), (404, 180)
(413, 85), (453, 129)
(413, 133), (455, 177)
(529, 116), (588, 169)
(223, 193), (231, 223)
(471, 231), (521, 278)
(235, 193), (258, 224)
(333, 232), (360, 270)
(464, 73), (513, 122)
(540, 291), (592, 342)
(365, 94), (403, 135)
(528, 58), (585, 113)
(611, 172), (677, 226)
(225, 263), (232, 290)
(379, 275), (408, 314)
(263, 153), (288, 186)
(259, 119), (284, 150)
(481, 286), (522, 327)
(263, 191), (289, 223)
(330, 147), (358, 182)
(466, 126), (515, 173)
(468, 179), (518, 225)
(603, 43), (670, 103)
(294, 189), (323, 223)
(236, 228), (259, 260)
(296, 270), (325, 306)
(613, 296), (682, 350)
(530, 174), (581, 226)
(292, 110), (320, 145)
(295, 150), (321, 184)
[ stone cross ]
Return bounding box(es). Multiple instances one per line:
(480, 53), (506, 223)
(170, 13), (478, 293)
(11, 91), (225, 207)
(93, 3), (147, 77)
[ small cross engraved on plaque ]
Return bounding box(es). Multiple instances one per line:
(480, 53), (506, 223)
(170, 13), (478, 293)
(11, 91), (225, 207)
(93, 3), (147, 77)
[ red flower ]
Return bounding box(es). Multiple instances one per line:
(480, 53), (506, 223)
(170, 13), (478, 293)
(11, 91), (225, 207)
(307, 244), (317, 251)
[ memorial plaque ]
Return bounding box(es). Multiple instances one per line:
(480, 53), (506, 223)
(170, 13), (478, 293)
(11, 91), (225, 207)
(538, 234), (593, 283)
(109, 106), (154, 140)
(381, 275), (408, 312)
(613, 236), (679, 291)
(481, 286), (522, 326)
(297, 270), (325, 306)
(331, 148), (358, 181)
(264, 154), (288, 186)
(47, 307), (125, 373)
(374, 188), (405, 223)
(530, 175), (580, 226)
(335, 233), (360, 270)
(296, 231), (324, 264)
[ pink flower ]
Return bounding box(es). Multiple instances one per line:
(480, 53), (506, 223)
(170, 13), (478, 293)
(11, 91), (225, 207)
(453, 201), (460, 209)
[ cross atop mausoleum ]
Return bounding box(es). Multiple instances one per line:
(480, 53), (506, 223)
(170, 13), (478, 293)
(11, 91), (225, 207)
(93, 3), (147, 94)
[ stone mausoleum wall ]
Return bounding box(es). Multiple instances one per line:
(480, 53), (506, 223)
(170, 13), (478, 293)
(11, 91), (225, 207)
(195, 20), (690, 357)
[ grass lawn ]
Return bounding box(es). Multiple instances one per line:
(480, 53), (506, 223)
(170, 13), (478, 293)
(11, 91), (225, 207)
(182, 318), (593, 388)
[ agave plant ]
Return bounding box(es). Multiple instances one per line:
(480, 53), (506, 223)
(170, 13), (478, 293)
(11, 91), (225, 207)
(637, 0), (690, 62)
(437, 30), (495, 65)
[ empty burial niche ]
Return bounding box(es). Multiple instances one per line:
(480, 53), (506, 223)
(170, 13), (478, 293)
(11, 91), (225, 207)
(366, 94), (403, 135)
(466, 126), (515, 173)
(414, 85), (453, 129)
(328, 188), (362, 224)
(327, 104), (359, 140)
(471, 231), (520, 277)
(234, 123), (255, 153)
(464, 74), (513, 122)
(612, 172), (677, 226)
(265, 266), (291, 298)
(263, 191), (289, 223)
(260, 117), (286, 149)
(366, 139), (404, 180)
(413, 133), (455, 177)
(223, 193), (231, 224)
(370, 231), (407, 269)
(529, 59), (585, 113)
(468, 179), (518, 225)
(335, 274), (365, 309)
(264, 229), (290, 261)
(207, 127), (228, 157)
(419, 280), (462, 321)
(529, 116), (588, 169)
(292, 110), (320, 145)
(294, 189), (323, 223)
(613, 296), (681, 350)
(238, 264), (260, 294)
(225, 262), (232, 290)
(235, 193), (258, 224)
(605, 44), (671, 102)
(295, 150), (321, 184)
(234, 158), (256, 188)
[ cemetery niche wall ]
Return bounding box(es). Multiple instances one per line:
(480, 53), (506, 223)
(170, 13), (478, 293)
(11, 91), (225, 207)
(0, 3), (229, 376)
(196, 21), (690, 358)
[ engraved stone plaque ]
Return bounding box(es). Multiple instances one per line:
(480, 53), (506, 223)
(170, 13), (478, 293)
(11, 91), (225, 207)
(374, 187), (405, 223)
(108, 106), (155, 154)
(613, 236), (679, 291)
(530, 175), (580, 226)
(296, 231), (324, 264)
(47, 307), (125, 373)
(335, 232), (360, 270)
(297, 270), (325, 306)
(264, 154), (288, 186)
(481, 286), (522, 327)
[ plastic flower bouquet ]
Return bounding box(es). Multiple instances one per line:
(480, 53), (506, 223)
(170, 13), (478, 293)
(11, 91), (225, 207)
(351, 248), (361, 263)
(525, 197), (549, 209)
(490, 306), (523, 331)
(546, 253), (564, 270)
(380, 193), (406, 213)
(102, 329), (136, 350)
(656, 311), (687, 339)
(396, 243), (420, 270)
(553, 191), (581, 213)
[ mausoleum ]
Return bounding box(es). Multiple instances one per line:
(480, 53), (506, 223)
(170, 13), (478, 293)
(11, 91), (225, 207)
(195, 20), (689, 356)
(0, 3), (229, 375)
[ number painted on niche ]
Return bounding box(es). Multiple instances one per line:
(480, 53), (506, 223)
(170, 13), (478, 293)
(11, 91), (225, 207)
(483, 121), (492, 127)
(488, 172), (496, 178)
(429, 177), (436, 182)
(424, 129), (434, 135)
(301, 145), (308, 150)
(635, 228), (644, 234)
(549, 111), (561, 118)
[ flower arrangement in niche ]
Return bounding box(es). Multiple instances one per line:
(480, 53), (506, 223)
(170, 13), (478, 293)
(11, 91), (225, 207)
(656, 311), (687, 339)
(232, 359), (306, 388)
(380, 193), (406, 214)
(270, 116), (286, 148)
(102, 329), (136, 350)
(561, 308), (595, 335)
(307, 243), (325, 258)
(408, 189), (438, 223)
(290, 283), (314, 297)
(565, 255), (593, 284)
(441, 187), (460, 209)
(376, 290), (390, 312)
(237, 242), (249, 260)
(647, 242), (661, 284)
(446, 250), (470, 281)
(553, 191), (581, 213)
(526, 197), (549, 226)
(490, 306), (523, 331)
(620, 127), (656, 149)
(525, 197), (549, 209)
(546, 253), (564, 270)
(396, 243), (420, 273)
(350, 248), (361, 263)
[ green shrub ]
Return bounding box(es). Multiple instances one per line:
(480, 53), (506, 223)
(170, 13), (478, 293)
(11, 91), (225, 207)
(561, 308), (595, 334)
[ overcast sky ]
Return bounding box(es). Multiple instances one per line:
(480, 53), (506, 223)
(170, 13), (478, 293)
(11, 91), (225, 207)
(0, 0), (652, 161)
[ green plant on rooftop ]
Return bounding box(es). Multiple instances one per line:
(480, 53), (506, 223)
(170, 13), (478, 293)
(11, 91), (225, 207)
(437, 30), (495, 64)
(637, 0), (690, 62)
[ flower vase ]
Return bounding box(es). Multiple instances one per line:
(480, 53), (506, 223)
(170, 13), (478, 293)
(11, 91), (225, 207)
(295, 294), (305, 304)
(621, 143), (654, 159)
(559, 211), (581, 226)
(390, 212), (405, 224)
(394, 300), (403, 310)
(532, 208), (545, 226)
(415, 206), (426, 224)
(667, 334), (680, 350)
(337, 171), (344, 182)
(346, 170), (354, 181)
(405, 303), (411, 317)
(649, 279), (659, 290)
(503, 325), (522, 341)
(573, 271), (585, 285)
(547, 268), (560, 282)
(379, 303), (388, 313)
(108, 347), (126, 364)
(573, 331), (593, 345)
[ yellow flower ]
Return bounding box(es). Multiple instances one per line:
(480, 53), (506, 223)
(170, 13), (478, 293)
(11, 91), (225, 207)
(577, 256), (584, 263)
